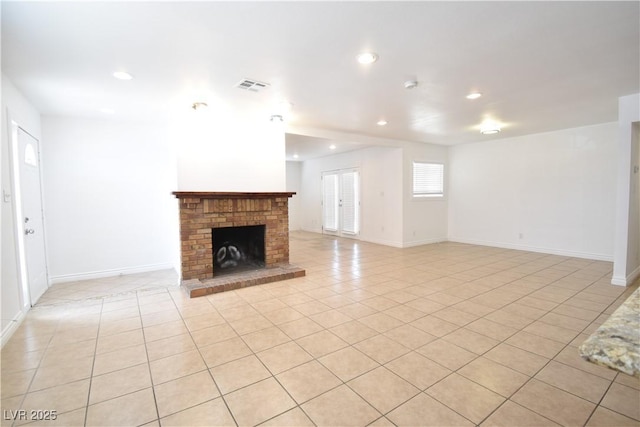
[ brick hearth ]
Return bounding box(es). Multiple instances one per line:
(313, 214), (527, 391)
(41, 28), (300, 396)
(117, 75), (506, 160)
(172, 192), (305, 297)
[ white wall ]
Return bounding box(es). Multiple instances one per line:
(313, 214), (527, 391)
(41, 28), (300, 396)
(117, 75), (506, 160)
(299, 147), (404, 247)
(42, 117), (179, 283)
(628, 122), (640, 278)
(286, 161), (302, 231)
(403, 142), (449, 246)
(1, 74), (42, 345)
(174, 112), (286, 192)
(448, 122), (618, 260)
(612, 93), (640, 285)
(361, 147), (404, 247)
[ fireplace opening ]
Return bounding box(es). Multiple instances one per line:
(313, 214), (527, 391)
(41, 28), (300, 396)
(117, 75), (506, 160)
(212, 225), (266, 275)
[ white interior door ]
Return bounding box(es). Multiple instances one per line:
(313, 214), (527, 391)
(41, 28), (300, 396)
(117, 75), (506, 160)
(322, 169), (360, 237)
(17, 127), (49, 305)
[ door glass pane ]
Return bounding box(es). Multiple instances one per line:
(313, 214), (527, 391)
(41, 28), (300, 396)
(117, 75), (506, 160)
(24, 143), (37, 167)
(323, 174), (338, 231)
(341, 171), (359, 234)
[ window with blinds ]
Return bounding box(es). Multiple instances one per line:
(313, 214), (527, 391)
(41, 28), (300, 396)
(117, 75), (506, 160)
(413, 162), (444, 198)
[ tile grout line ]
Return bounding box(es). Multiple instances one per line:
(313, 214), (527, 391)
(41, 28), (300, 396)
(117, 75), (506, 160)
(82, 298), (105, 427)
(135, 287), (170, 426)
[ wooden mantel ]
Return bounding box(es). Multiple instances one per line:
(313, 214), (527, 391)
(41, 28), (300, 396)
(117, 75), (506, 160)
(172, 191), (296, 199)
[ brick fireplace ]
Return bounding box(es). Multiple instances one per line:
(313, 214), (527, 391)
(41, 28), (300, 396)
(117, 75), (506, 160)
(173, 192), (305, 297)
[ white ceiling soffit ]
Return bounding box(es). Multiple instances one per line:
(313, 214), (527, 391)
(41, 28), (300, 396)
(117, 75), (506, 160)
(1, 1), (639, 145)
(285, 133), (368, 161)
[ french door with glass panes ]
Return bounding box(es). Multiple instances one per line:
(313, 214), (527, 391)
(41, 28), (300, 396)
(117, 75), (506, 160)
(322, 169), (360, 237)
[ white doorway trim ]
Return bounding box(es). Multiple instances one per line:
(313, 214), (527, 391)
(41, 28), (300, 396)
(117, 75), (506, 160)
(321, 168), (360, 239)
(8, 116), (50, 306)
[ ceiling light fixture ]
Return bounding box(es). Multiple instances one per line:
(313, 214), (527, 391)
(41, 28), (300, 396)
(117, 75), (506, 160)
(270, 114), (283, 122)
(99, 108), (115, 114)
(480, 121), (501, 135)
(293, 154), (299, 159)
(466, 92), (482, 100)
(404, 80), (419, 90)
(113, 71), (133, 80)
(329, 144), (337, 150)
(377, 120), (388, 126)
(191, 102), (208, 111)
(356, 52), (378, 64)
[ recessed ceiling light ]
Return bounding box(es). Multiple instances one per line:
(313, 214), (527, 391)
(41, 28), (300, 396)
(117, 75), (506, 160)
(99, 108), (115, 114)
(293, 154), (299, 159)
(356, 52), (378, 64)
(329, 144), (337, 150)
(404, 80), (419, 90)
(377, 120), (388, 126)
(481, 128), (500, 135)
(466, 92), (482, 100)
(480, 120), (501, 134)
(113, 71), (133, 80)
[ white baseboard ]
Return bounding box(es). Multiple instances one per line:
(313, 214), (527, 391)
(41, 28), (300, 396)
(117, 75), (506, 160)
(295, 231), (614, 263)
(297, 228), (405, 248)
(359, 236), (404, 248)
(1, 305), (27, 349)
(628, 265), (640, 285)
(611, 275), (628, 286)
(612, 264), (640, 286)
(49, 263), (176, 285)
(447, 237), (614, 262)
(402, 237), (448, 248)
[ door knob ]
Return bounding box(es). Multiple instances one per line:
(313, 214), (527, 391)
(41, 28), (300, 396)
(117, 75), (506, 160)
(25, 228), (35, 235)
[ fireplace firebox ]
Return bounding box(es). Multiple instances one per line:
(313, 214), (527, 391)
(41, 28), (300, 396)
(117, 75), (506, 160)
(213, 225), (265, 275)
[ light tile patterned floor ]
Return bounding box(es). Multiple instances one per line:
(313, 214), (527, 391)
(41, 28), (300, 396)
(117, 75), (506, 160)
(1, 231), (639, 426)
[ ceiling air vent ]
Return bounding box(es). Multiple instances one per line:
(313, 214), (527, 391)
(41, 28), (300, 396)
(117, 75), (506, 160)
(235, 78), (270, 93)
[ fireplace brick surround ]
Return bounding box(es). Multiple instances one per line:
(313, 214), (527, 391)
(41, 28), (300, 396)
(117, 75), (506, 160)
(173, 192), (305, 297)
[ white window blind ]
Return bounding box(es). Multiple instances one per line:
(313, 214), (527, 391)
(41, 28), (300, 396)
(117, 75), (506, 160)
(413, 162), (444, 197)
(323, 174), (339, 231)
(341, 171), (359, 234)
